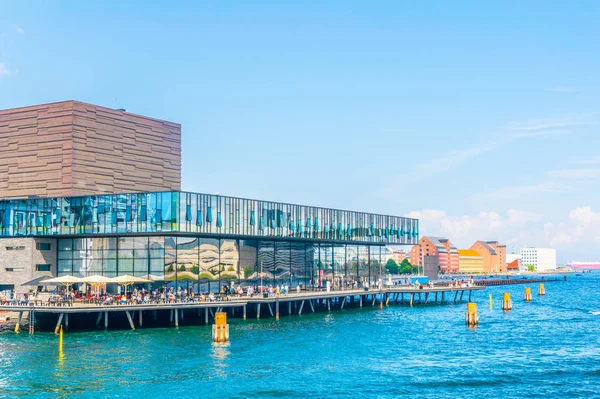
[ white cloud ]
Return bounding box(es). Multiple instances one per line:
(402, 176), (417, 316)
(405, 208), (542, 250)
(378, 141), (496, 194)
(543, 207), (600, 248)
(406, 207), (600, 261)
(508, 115), (598, 132)
(547, 168), (600, 179)
(510, 129), (570, 139)
(13, 25), (24, 34)
(0, 63), (10, 77)
(379, 113), (597, 195)
(544, 87), (574, 92)
(577, 157), (600, 165)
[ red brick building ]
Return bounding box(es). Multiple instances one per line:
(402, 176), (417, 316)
(469, 241), (507, 274)
(410, 236), (459, 274)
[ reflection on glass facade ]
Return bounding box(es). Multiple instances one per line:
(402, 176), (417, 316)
(2, 190), (416, 290)
(55, 237), (387, 290)
(0, 191), (418, 245)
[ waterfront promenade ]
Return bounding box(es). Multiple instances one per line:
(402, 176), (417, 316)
(0, 284), (485, 332)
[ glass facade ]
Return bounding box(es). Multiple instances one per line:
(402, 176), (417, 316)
(0, 191), (417, 290)
(0, 191), (419, 245)
(54, 236), (385, 291)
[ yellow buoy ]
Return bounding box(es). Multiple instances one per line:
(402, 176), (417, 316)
(524, 287), (532, 302)
(59, 325), (63, 353)
(212, 312), (229, 343)
(489, 294), (493, 309)
(501, 292), (512, 311)
(538, 283), (545, 296)
(465, 302), (479, 326)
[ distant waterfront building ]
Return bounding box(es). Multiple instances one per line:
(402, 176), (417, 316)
(385, 247), (407, 264)
(410, 237), (459, 274)
(458, 249), (484, 274)
(520, 248), (556, 272)
(469, 241), (507, 274)
(506, 253), (521, 272)
(0, 101), (419, 295)
(567, 261), (600, 270)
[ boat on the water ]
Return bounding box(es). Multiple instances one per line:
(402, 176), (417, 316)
(568, 261), (600, 270)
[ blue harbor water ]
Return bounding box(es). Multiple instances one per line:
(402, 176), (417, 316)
(1, 274), (600, 398)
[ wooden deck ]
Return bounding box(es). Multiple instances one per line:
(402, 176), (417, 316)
(1, 285), (486, 333)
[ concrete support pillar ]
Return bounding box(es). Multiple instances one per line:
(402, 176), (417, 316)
(54, 313), (64, 334)
(15, 311), (23, 333)
(104, 311), (108, 329)
(125, 311), (135, 330)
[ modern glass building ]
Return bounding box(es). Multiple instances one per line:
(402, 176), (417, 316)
(0, 191), (419, 291)
(0, 101), (419, 294)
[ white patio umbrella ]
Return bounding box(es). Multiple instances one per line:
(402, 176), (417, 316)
(40, 275), (83, 292)
(112, 275), (151, 296)
(80, 275), (113, 293)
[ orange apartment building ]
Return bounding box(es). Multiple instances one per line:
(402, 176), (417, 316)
(410, 236), (459, 274)
(469, 241), (507, 273)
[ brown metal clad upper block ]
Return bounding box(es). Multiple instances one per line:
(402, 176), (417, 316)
(0, 100), (181, 198)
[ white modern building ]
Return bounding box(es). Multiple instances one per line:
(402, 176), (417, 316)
(520, 248), (556, 272)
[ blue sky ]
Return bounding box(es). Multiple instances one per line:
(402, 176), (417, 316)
(1, 1), (599, 262)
